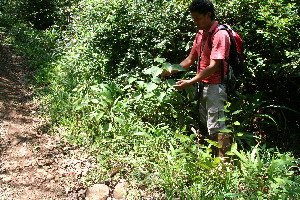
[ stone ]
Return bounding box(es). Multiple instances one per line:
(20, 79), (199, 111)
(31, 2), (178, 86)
(113, 181), (128, 199)
(85, 184), (110, 200)
(11, 137), (23, 146)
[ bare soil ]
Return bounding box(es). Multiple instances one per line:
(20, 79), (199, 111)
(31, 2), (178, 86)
(0, 45), (95, 200)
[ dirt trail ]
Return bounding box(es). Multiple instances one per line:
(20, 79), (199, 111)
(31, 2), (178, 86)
(0, 45), (93, 199)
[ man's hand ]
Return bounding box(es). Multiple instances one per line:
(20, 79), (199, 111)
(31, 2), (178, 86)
(173, 80), (193, 90)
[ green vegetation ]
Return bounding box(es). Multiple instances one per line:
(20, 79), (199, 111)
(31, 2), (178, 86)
(1, 0), (299, 198)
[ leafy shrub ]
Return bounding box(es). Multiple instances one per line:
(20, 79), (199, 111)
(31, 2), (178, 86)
(155, 145), (300, 199)
(215, 0), (300, 151)
(2, 0), (300, 198)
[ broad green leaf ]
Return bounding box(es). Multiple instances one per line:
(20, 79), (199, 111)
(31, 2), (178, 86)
(137, 81), (145, 88)
(72, 87), (78, 92)
(154, 57), (166, 63)
(274, 178), (285, 184)
(145, 92), (155, 99)
(198, 162), (212, 170)
(273, 159), (296, 168)
(151, 66), (164, 77)
(143, 68), (152, 75)
(213, 157), (222, 164)
(165, 79), (176, 87)
(151, 77), (161, 83)
(143, 66), (163, 77)
(115, 117), (124, 124)
(103, 138), (113, 143)
(158, 92), (166, 102)
(123, 85), (131, 90)
(162, 62), (172, 72)
(133, 132), (145, 136)
(171, 64), (187, 72)
(253, 114), (278, 126)
(146, 82), (158, 92)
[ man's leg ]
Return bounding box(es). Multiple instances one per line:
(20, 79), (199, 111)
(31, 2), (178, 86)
(217, 132), (232, 157)
(201, 84), (232, 158)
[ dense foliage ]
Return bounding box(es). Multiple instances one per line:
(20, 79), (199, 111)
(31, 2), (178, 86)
(1, 0), (299, 198)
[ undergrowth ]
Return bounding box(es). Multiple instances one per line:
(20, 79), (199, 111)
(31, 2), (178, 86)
(1, 0), (299, 198)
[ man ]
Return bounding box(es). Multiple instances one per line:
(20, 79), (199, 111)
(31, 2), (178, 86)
(162, 0), (231, 158)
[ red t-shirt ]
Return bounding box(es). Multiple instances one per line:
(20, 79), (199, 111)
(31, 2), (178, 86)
(190, 21), (231, 84)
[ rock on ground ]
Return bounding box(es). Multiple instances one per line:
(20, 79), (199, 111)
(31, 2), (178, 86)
(113, 181), (128, 199)
(85, 184), (110, 200)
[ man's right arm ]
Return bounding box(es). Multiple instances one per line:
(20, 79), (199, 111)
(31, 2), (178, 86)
(179, 53), (197, 70)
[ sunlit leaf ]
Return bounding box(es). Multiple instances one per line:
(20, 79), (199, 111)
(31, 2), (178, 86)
(165, 79), (176, 87)
(219, 129), (232, 133)
(237, 132), (244, 136)
(154, 57), (166, 63)
(146, 82), (158, 92)
(217, 117), (228, 121)
(137, 81), (145, 88)
(206, 139), (220, 148)
(234, 121), (241, 125)
(233, 110), (243, 115)
(162, 62), (172, 72)
(171, 64), (187, 72)
(144, 92), (154, 98)
(151, 77), (161, 83)
(158, 92), (166, 102)
(91, 99), (99, 104)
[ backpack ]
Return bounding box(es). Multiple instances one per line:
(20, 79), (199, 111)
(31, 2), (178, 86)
(209, 24), (244, 94)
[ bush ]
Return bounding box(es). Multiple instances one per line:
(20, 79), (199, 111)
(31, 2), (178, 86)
(2, 0), (300, 198)
(215, 0), (300, 151)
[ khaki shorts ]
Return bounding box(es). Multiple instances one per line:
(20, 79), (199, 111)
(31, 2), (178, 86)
(199, 83), (227, 135)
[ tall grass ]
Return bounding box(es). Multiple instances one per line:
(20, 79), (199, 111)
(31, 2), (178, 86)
(1, 0), (299, 198)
